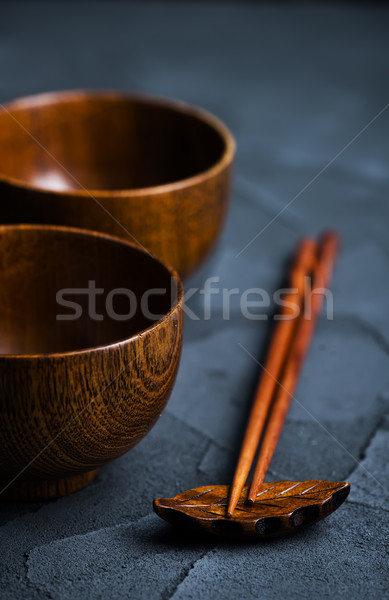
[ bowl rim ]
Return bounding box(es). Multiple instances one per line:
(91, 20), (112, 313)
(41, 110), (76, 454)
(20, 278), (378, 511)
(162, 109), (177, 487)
(0, 223), (184, 360)
(0, 89), (236, 197)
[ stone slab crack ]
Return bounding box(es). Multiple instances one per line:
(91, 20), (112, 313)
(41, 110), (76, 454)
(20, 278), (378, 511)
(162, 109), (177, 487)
(335, 313), (389, 358)
(166, 547), (217, 600)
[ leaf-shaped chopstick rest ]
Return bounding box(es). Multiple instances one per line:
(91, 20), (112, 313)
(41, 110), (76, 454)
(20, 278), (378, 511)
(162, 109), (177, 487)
(154, 233), (348, 541)
(154, 480), (350, 539)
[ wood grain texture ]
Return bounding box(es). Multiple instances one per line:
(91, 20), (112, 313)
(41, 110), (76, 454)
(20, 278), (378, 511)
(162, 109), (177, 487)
(154, 480), (350, 540)
(227, 238), (317, 517)
(0, 91), (235, 277)
(248, 231), (340, 503)
(0, 225), (183, 501)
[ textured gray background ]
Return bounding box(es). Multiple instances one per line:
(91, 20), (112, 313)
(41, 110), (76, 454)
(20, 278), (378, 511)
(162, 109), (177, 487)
(0, 2), (388, 599)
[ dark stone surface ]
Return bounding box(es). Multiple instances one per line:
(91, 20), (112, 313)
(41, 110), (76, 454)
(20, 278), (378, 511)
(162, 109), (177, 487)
(26, 515), (215, 600)
(169, 503), (389, 600)
(0, 2), (388, 598)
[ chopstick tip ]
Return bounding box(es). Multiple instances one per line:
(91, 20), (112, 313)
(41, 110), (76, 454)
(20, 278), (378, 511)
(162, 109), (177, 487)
(319, 229), (341, 249)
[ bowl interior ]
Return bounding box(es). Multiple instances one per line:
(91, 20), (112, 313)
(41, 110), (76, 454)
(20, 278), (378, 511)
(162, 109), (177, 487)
(0, 226), (177, 355)
(0, 93), (226, 191)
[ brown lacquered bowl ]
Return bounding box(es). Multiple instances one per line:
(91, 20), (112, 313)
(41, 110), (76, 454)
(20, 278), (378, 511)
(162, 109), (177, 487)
(0, 91), (235, 277)
(0, 225), (183, 501)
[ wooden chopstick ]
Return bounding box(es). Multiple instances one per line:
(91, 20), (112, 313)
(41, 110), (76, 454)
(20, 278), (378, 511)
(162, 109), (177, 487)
(247, 230), (340, 504)
(226, 237), (317, 518)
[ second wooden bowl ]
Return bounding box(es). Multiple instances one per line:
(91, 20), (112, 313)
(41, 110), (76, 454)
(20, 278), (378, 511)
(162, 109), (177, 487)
(0, 91), (235, 277)
(0, 225), (183, 501)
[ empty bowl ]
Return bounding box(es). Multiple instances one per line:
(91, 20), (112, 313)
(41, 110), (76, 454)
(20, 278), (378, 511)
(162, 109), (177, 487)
(0, 225), (183, 501)
(0, 90), (235, 277)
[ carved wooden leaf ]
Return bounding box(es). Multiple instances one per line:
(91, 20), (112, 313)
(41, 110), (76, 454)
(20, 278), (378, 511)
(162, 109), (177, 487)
(153, 480), (350, 539)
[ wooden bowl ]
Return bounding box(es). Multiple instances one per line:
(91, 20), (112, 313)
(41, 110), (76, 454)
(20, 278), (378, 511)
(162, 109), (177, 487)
(0, 91), (235, 277)
(0, 225), (183, 501)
